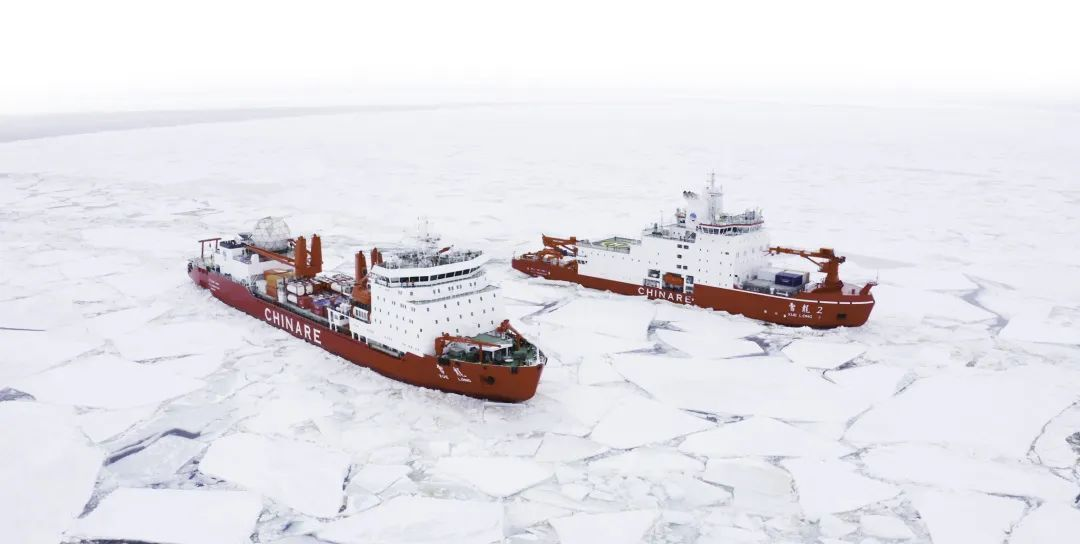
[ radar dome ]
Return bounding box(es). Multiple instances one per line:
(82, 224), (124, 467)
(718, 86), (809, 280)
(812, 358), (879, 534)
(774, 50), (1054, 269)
(251, 217), (292, 251)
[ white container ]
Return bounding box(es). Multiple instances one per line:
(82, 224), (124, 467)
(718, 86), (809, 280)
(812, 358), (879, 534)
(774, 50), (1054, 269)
(277, 290), (286, 303)
(286, 282), (300, 295)
(305, 282), (313, 295)
(287, 293), (298, 304)
(255, 279), (267, 293)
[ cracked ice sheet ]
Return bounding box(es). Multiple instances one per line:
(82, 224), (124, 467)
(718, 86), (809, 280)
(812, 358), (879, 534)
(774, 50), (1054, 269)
(318, 495), (503, 544)
(66, 488), (262, 544)
(0, 401), (104, 544)
(535, 296), (656, 341)
(781, 458), (901, 519)
(589, 394), (713, 449)
(10, 355), (205, 409)
(781, 338), (866, 369)
(1011, 502), (1080, 544)
(654, 329), (763, 359)
(612, 353), (872, 422)
(907, 488), (1026, 544)
(550, 510), (660, 544)
(846, 363), (1080, 457)
(679, 416), (854, 458)
(432, 456), (554, 497)
(200, 432), (350, 517)
(861, 443), (1077, 502)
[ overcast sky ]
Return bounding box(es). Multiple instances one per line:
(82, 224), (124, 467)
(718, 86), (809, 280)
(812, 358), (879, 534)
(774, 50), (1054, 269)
(3, 0), (1078, 114)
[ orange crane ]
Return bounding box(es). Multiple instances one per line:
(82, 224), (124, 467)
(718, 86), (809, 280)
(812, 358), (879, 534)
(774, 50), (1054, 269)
(244, 235), (323, 278)
(769, 246), (846, 292)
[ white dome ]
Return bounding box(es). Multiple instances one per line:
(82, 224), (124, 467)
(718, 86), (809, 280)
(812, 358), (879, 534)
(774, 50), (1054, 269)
(251, 217), (291, 251)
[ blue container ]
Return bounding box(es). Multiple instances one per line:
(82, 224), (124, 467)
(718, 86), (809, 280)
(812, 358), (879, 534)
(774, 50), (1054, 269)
(775, 272), (805, 287)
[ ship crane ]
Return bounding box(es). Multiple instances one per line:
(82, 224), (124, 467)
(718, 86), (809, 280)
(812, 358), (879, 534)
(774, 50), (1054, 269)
(244, 235), (323, 278)
(529, 235), (577, 262)
(768, 246), (846, 292)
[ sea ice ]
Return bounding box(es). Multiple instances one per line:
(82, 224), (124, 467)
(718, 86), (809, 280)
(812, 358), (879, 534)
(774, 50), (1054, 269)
(10, 354), (205, 409)
(589, 394), (712, 449)
(106, 434), (205, 484)
(66, 488), (262, 544)
(861, 443), (1076, 502)
(200, 432), (350, 517)
(534, 433), (609, 463)
(0, 401), (104, 544)
(999, 309), (1080, 345)
(654, 304), (765, 339)
(781, 458), (900, 519)
(859, 514), (914, 540)
(350, 464), (412, 494)
(655, 329), (763, 358)
(781, 338), (866, 369)
(577, 356), (624, 385)
(318, 495), (503, 544)
(1010, 502), (1080, 544)
(588, 447), (704, 477)
(679, 416), (853, 458)
(701, 458), (798, 515)
(76, 405), (159, 442)
(433, 456), (554, 497)
(550, 510), (659, 544)
(906, 488), (1025, 544)
(535, 296), (656, 341)
(846, 364), (1080, 457)
(871, 285), (996, 323)
(112, 320), (245, 361)
(613, 353), (870, 422)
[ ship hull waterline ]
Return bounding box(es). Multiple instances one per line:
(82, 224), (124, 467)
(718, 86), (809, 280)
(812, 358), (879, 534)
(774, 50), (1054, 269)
(512, 259), (873, 328)
(189, 268), (542, 402)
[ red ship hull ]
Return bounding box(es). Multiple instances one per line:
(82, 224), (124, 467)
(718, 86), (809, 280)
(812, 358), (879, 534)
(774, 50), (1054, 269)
(512, 259), (873, 328)
(189, 268), (542, 402)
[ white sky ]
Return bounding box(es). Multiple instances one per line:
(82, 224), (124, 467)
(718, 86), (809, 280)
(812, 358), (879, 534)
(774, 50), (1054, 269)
(3, 0), (1078, 114)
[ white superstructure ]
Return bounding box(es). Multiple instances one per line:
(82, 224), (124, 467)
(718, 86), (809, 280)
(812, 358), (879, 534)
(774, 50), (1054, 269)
(343, 247), (503, 356)
(576, 175), (771, 292)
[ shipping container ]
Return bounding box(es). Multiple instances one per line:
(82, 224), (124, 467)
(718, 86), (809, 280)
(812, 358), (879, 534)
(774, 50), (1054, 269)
(775, 271), (806, 287)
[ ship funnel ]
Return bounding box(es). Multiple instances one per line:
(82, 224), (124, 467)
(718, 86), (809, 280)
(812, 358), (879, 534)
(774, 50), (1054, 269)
(371, 247), (383, 267)
(309, 234), (323, 275)
(295, 235), (308, 277)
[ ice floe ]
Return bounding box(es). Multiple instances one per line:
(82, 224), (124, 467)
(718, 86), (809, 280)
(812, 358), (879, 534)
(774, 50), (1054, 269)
(846, 364), (1080, 457)
(550, 509), (659, 544)
(433, 456), (554, 497)
(200, 432), (350, 517)
(318, 495), (503, 544)
(702, 458), (798, 515)
(588, 447), (704, 477)
(781, 338), (866, 369)
(654, 329), (763, 359)
(859, 514), (914, 540)
(107, 434), (204, 483)
(577, 356), (625, 385)
(589, 394), (712, 449)
(907, 488), (1025, 544)
(0, 401), (104, 544)
(535, 296), (656, 341)
(1011, 502), (1080, 544)
(66, 488), (262, 544)
(613, 353), (871, 422)
(999, 309), (1080, 345)
(11, 355), (204, 409)
(861, 443), (1076, 501)
(534, 433), (609, 463)
(781, 458), (900, 519)
(871, 285), (996, 323)
(679, 416), (853, 458)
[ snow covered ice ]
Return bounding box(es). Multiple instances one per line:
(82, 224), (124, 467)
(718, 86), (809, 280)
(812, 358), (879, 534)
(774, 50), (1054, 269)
(2, 99), (1079, 543)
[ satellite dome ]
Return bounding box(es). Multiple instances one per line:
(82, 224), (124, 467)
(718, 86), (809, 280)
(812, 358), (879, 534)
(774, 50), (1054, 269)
(251, 217), (292, 251)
